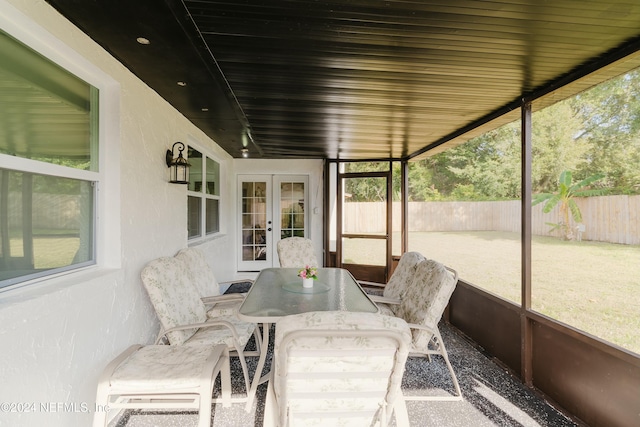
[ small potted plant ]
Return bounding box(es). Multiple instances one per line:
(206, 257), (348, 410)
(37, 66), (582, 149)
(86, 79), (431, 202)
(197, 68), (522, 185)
(298, 265), (318, 288)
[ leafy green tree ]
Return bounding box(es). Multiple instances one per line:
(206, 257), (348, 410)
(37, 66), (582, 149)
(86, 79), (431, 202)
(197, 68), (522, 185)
(532, 170), (606, 240)
(407, 120), (521, 201)
(342, 161), (390, 202)
(570, 69), (640, 194)
(532, 102), (590, 193)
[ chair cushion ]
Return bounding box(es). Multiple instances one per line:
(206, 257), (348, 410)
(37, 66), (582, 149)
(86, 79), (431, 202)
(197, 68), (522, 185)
(141, 257), (207, 345)
(175, 247), (220, 297)
(206, 302), (239, 319)
(275, 311), (411, 350)
(384, 251), (425, 300)
(394, 259), (456, 351)
(109, 345), (215, 391)
(375, 303), (395, 317)
(276, 237), (318, 268)
(273, 311), (411, 424)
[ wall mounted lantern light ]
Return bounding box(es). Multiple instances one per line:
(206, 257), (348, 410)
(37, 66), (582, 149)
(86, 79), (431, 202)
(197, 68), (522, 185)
(165, 142), (190, 184)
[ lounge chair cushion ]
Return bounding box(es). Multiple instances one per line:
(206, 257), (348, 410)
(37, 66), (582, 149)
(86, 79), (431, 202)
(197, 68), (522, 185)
(273, 311), (411, 422)
(141, 257), (207, 345)
(205, 303), (238, 319)
(276, 237), (318, 268)
(384, 251), (425, 301)
(394, 259), (456, 351)
(108, 345), (217, 391)
(175, 247), (220, 297)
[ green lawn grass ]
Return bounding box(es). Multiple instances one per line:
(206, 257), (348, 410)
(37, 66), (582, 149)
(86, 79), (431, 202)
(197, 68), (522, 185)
(9, 236), (79, 269)
(399, 231), (640, 354)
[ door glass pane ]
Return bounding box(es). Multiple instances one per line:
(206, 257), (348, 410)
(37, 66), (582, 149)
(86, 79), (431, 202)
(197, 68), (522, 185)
(254, 182), (266, 200)
(241, 180), (268, 261)
(242, 181), (253, 197)
(280, 180), (306, 240)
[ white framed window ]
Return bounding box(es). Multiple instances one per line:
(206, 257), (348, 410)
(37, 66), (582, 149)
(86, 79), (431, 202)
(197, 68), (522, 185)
(187, 146), (221, 240)
(0, 5), (120, 291)
(0, 28), (100, 290)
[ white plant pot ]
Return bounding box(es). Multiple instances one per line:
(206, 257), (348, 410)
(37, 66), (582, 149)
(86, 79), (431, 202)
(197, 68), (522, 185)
(302, 278), (314, 288)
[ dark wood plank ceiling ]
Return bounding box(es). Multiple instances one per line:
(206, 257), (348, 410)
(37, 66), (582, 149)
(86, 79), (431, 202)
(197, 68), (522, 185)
(45, 0), (640, 159)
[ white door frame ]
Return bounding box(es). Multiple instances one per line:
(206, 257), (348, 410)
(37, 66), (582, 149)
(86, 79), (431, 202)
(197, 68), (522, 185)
(237, 175), (273, 271)
(237, 174), (309, 271)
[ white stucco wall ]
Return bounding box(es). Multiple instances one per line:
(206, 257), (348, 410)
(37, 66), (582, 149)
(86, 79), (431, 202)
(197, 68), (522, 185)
(0, 1), (234, 426)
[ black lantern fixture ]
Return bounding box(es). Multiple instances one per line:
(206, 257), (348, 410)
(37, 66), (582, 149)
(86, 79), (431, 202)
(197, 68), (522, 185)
(165, 142), (190, 184)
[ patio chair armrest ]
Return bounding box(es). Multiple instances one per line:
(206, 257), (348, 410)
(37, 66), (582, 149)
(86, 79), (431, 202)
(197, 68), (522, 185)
(369, 295), (401, 305)
(445, 266), (459, 283)
(406, 322), (436, 335)
(357, 280), (385, 288)
(201, 294), (245, 305)
(155, 319), (241, 344)
(221, 279), (254, 285)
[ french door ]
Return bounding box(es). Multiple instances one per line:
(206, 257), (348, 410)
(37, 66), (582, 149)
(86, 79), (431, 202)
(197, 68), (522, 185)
(237, 175), (309, 271)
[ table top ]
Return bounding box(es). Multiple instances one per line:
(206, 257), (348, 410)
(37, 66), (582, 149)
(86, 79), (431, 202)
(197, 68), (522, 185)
(237, 267), (379, 323)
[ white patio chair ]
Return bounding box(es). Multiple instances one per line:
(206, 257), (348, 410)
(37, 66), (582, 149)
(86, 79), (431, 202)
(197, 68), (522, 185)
(140, 256), (261, 404)
(361, 251), (426, 310)
(175, 247), (251, 318)
(263, 311), (412, 427)
(276, 237), (319, 268)
(93, 344), (230, 427)
(391, 259), (462, 401)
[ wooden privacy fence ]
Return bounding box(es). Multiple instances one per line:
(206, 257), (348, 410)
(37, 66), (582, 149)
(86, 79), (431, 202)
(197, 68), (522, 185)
(343, 195), (640, 245)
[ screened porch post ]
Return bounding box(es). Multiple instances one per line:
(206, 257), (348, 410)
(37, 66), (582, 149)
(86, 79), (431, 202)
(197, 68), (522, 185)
(521, 100), (533, 386)
(401, 159), (408, 254)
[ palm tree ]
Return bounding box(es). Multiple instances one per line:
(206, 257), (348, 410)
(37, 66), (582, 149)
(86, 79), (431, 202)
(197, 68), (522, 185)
(532, 170), (606, 240)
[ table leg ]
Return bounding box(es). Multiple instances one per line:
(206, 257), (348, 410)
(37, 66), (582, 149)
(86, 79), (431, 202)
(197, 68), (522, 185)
(245, 322), (271, 411)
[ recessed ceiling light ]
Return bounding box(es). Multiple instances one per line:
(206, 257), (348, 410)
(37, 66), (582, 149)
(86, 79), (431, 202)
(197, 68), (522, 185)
(136, 37), (150, 45)
(177, 81), (187, 87)
(201, 108), (209, 112)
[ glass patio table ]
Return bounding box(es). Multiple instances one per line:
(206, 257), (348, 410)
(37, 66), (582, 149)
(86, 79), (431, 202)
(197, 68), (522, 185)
(237, 267), (379, 409)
